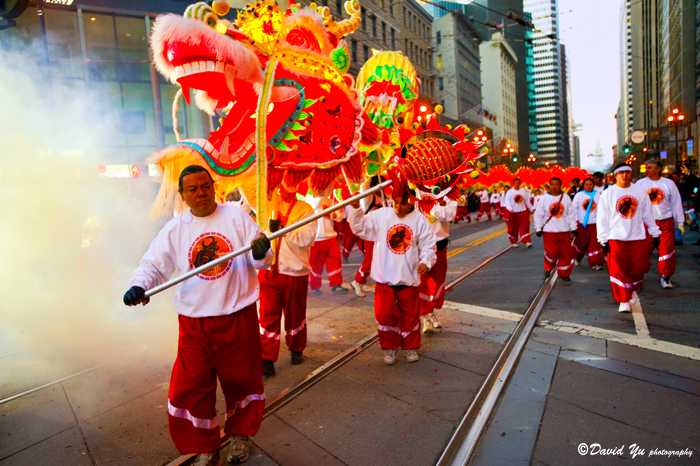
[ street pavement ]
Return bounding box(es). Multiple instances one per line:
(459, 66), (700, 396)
(2, 218), (699, 465)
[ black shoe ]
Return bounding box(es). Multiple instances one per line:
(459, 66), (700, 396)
(291, 351), (304, 365)
(544, 270), (552, 280)
(262, 359), (275, 377)
(560, 276), (571, 282)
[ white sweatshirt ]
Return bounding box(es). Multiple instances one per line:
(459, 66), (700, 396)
(504, 188), (532, 213)
(596, 184), (661, 243)
(129, 204), (271, 317)
(479, 190), (490, 203)
(634, 177), (685, 225)
(572, 190), (601, 225)
(427, 200), (458, 241)
(490, 192), (500, 204)
(534, 193), (577, 233)
(274, 201), (316, 277)
(347, 206), (437, 286)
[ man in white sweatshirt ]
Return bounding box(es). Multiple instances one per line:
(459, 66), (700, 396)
(347, 185), (437, 365)
(476, 188), (492, 221)
(534, 177), (577, 281)
(258, 184), (317, 377)
(634, 159), (685, 288)
(123, 166), (272, 465)
(597, 163), (661, 313)
(419, 198), (458, 332)
(490, 190), (501, 218)
(504, 178), (533, 247)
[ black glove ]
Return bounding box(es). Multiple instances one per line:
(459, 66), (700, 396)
(251, 234), (271, 260)
(269, 219), (282, 233)
(536, 231), (543, 237)
(652, 236), (660, 250)
(123, 286), (148, 306)
(600, 242), (609, 253)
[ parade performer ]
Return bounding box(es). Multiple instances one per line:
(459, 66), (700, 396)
(258, 182), (316, 377)
(309, 198), (347, 294)
(592, 172), (606, 193)
(597, 163), (660, 313)
(490, 190), (501, 218)
(572, 178), (604, 270)
(123, 166), (272, 465)
(419, 198), (458, 332)
(534, 177), (576, 281)
(456, 192), (471, 223)
(476, 188), (492, 221)
(350, 187), (383, 297)
(504, 178), (533, 247)
(348, 182), (436, 365)
(634, 159), (685, 288)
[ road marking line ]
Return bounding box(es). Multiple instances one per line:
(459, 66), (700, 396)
(447, 227), (506, 259)
(630, 296), (651, 339)
(443, 300), (700, 361)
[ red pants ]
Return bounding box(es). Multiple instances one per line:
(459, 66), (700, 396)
(168, 305), (264, 454)
(573, 224), (604, 267)
(456, 206), (471, 222)
(507, 210), (531, 244)
(419, 246), (447, 315)
(354, 241), (374, 284)
(608, 239), (649, 303)
(258, 270), (309, 362)
(655, 218), (677, 278)
(374, 283), (420, 350)
(543, 232), (574, 279)
(340, 220), (360, 258)
(477, 202), (492, 220)
(309, 238), (343, 289)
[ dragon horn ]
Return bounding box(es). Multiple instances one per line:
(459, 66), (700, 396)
(327, 0), (361, 39)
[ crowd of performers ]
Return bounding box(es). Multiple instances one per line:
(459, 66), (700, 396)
(120, 159), (687, 465)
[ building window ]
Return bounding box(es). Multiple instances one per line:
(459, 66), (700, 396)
(361, 7), (366, 31)
(436, 30), (442, 45)
(363, 44), (369, 62)
(439, 77), (444, 91)
(371, 14), (376, 37)
(351, 39), (357, 63)
(382, 21), (386, 44)
(336, 0), (342, 14)
(391, 28), (396, 49)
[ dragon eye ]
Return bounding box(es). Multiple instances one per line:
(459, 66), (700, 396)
(204, 13), (218, 28)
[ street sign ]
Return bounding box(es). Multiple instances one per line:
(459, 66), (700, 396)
(660, 151), (668, 159)
(631, 131), (645, 144)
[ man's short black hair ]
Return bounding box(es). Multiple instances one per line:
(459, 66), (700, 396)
(178, 165), (213, 192)
(550, 177), (562, 184)
(513, 177), (521, 183)
(645, 158), (663, 168)
(592, 171), (604, 178)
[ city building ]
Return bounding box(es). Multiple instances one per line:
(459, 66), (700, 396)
(479, 32), (519, 158)
(432, 11), (482, 128)
(524, 0), (570, 166)
(617, 0), (634, 151)
(560, 43), (574, 165)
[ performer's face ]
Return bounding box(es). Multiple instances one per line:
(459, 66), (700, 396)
(181, 172), (216, 216)
(394, 192), (414, 218)
(513, 180), (521, 189)
(583, 179), (594, 192)
(549, 179), (562, 195)
(615, 171), (632, 187)
(646, 163), (662, 179)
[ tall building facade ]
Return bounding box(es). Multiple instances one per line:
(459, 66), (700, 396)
(524, 0), (570, 166)
(479, 32), (519, 152)
(560, 43), (574, 165)
(433, 11), (483, 128)
(617, 0), (634, 155)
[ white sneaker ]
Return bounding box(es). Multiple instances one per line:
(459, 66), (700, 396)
(225, 436), (251, 464)
(511, 243), (519, 248)
(421, 316), (434, 334)
(383, 349), (397, 365)
(405, 350), (420, 363)
(659, 277), (674, 289)
(193, 452), (219, 466)
(350, 280), (366, 297)
(428, 312), (442, 329)
(340, 282), (353, 291)
(618, 302), (631, 313)
(362, 283), (375, 293)
(525, 242), (533, 248)
(575, 259), (580, 266)
(592, 265), (603, 271)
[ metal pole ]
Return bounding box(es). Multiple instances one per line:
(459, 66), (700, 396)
(675, 124), (680, 171)
(144, 180), (392, 298)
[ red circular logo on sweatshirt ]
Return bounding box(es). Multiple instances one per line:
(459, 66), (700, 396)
(616, 196), (638, 219)
(386, 224), (413, 255)
(549, 202), (565, 218)
(647, 187), (665, 205)
(514, 194), (524, 204)
(188, 233), (233, 280)
(581, 198), (597, 211)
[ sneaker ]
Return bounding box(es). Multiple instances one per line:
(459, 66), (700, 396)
(340, 282), (353, 291)
(592, 265), (603, 271)
(421, 316), (434, 334)
(383, 349), (397, 365)
(405, 350), (420, 363)
(525, 242), (533, 248)
(331, 285), (348, 294)
(226, 436), (251, 464)
(428, 312), (442, 329)
(291, 351), (303, 365)
(544, 270), (552, 280)
(350, 280), (366, 297)
(618, 301), (631, 313)
(311, 288), (321, 295)
(362, 283), (375, 293)
(560, 276), (571, 282)
(659, 276), (674, 289)
(193, 452), (219, 466)
(574, 259), (580, 266)
(262, 359), (275, 377)
(511, 243), (519, 248)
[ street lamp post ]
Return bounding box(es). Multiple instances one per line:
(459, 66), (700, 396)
(667, 107), (686, 171)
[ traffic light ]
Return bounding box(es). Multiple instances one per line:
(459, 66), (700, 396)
(513, 156), (518, 162)
(623, 145), (631, 155)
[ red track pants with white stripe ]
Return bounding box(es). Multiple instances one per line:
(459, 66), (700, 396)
(573, 223), (604, 267)
(477, 202), (492, 220)
(419, 246), (448, 316)
(309, 238), (343, 289)
(168, 305), (264, 454)
(354, 241), (374, 284)
(608, 239), (649, 303)
(654, 218), (677, 278)
(507, 210), (531, 244)
(543, 232), (575, 279)
(374, 283), (420, 350)
(258, 270), (309, 362)
(340, 220), (360, 258)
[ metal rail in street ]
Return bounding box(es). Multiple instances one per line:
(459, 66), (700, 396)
(436, 272), (559, 466)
